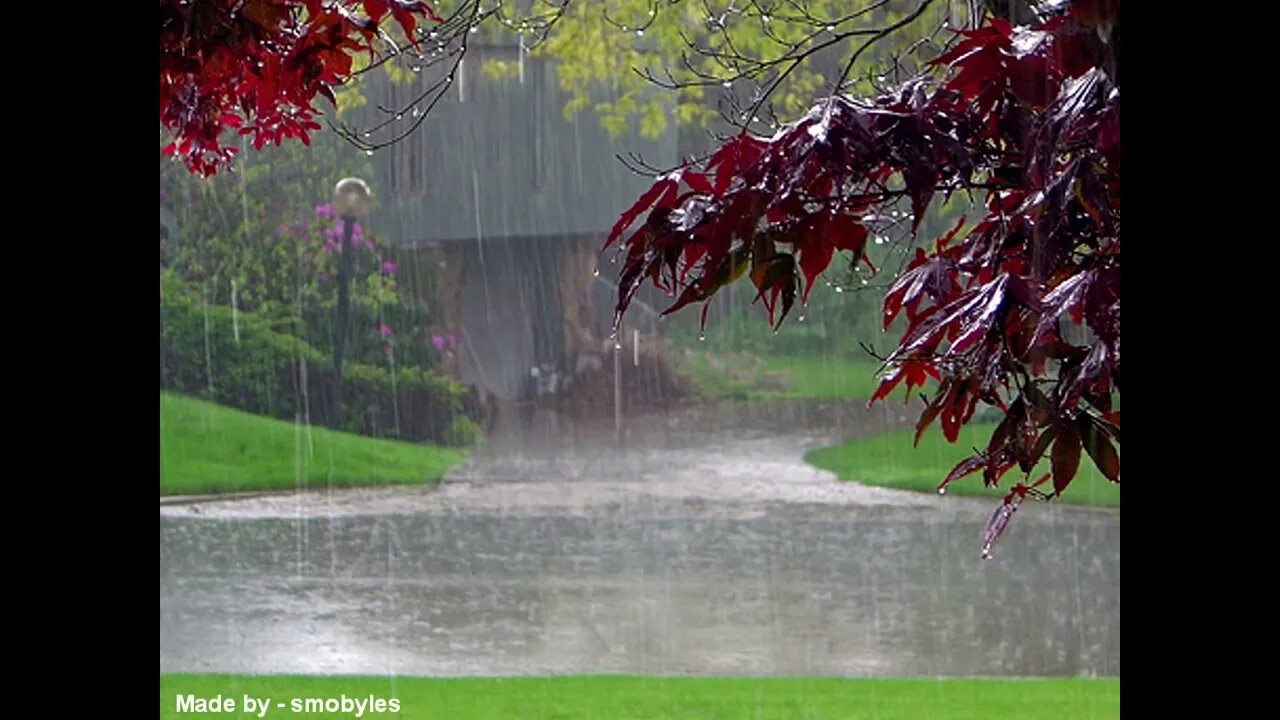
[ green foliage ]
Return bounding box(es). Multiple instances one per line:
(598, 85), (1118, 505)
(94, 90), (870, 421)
(160, 129), (449, 373)
(440, 416), (483, 447)
(523, 0), (968, 138)
(160, 271), (476, 445)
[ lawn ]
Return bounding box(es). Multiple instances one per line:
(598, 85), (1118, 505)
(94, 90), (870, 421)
(805, 422), (1120, 507)
(160, 674), (1120, 720)
(679, 351), (891, 401)
(159, 392), (467, 496)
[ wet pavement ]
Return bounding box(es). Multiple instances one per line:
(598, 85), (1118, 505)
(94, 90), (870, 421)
(160, 401), (1119, 677)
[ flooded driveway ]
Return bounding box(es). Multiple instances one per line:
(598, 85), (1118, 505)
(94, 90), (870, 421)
(160, 402), (1119, 677)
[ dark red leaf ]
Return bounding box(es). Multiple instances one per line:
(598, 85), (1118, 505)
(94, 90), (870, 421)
(682, 171), (713, 195)
(605, 177), (676, 249)
(798, 232), (834, 304)
(1079, 414), (1120, 483)
(981, 486), (1025, 559)
(914, 377), (953, 445)
(1051, 420), (1082, 497)
(942, 450), (986, 491)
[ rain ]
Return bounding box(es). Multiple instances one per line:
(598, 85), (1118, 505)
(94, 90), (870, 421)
(160, 1), (1119, 717)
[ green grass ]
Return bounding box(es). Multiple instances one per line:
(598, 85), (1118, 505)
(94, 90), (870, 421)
(805, 422), (1120, 507)
(160, 675), (1119, 720)
(679, 351), (891, 401)
(159, 392), (467, 496)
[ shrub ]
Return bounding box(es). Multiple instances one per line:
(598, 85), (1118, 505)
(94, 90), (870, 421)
(161, 271), (479, 444)
(439, 417), (482, 448)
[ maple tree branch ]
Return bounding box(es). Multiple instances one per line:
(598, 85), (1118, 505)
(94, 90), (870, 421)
(332, 1), (483, 152)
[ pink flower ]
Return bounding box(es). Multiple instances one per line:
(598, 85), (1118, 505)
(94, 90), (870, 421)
(314, 204), (336, 219)
(380, 261), (397, 275)
(431, 333), (457, 358)
(378, 323), (394, 339)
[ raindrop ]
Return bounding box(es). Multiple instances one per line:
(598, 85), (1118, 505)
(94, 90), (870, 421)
(762, 14), (771, 22)
(722, 80), (733, 88)
(412, 107), (420, 117)
(860, 278), (868, 285)
(395, 113), (403, 120)
(365, 150), (374, 156)
(938, 487), (947, 495)
(875, 235), (887, 245)
(363, 132), (371, 138)
(430, 31), (439, 39)
(798, 315), (806, 323)
(826, 24), (835, 32)
(649, 9), (655, 15)
(470, 26), (479, 34)
(698, 333), (707, 342)
(592, 268), (600, 277)
(877, 75), (886, 83)
(636, 29), (645, 37)
(615, 342), (623, 350)
(835, 286), (844, 293)
(410, 65), (422, 73)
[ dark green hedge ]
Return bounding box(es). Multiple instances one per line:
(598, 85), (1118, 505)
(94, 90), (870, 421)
(160, 273), (479, 445)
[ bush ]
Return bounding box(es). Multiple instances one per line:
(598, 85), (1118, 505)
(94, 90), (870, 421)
(439, 417), (482, 448)
(161, 271), (480, 445)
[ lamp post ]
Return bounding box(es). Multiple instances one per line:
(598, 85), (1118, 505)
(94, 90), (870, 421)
(330, 177), (371, 428)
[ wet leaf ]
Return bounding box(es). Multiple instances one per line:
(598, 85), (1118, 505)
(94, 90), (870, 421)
(1079, 414), (1120, 483)
(1051, 420), (1082, 496)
